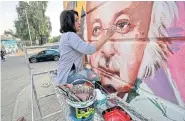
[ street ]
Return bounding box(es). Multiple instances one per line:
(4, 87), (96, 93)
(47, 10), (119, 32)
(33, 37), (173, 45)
(1, 55), (58, 121)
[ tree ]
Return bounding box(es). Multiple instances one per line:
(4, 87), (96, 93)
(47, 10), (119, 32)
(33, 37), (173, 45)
(48, 35), (60, 43)
(14, 1), (52, 45)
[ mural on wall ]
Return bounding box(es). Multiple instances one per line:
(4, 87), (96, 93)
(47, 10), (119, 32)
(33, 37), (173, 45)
(1, 40), (18, 54)
(64, 1), (185, 120)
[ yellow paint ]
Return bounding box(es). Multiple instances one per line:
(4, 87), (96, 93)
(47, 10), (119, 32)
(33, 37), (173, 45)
(63, 1), (86, 17)
(63, 1), (68, 9)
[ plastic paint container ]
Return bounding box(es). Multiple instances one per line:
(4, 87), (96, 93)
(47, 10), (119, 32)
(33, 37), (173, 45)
(66, 79), (96, 121)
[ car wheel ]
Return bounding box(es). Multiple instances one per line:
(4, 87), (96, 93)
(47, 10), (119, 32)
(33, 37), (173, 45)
(54, 56), (59, 61)
(30, 58), (37, 63)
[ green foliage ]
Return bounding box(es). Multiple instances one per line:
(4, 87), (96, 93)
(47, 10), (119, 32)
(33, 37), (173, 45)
(48, 35), (60, 43)
(14, 1), (52, 45)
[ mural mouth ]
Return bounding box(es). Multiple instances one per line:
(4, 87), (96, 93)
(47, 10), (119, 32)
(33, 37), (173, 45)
(98, 65), (120, 78)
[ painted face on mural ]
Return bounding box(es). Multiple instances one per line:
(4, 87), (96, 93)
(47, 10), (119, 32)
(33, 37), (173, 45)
(86, 1), (153, 93)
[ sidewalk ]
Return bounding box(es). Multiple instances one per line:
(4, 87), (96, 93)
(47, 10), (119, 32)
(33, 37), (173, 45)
(12, 73), (64, 121)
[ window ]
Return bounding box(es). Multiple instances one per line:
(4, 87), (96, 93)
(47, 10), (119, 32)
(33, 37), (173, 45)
(46, 50), (55, 54)
(38, 51), (46, 55)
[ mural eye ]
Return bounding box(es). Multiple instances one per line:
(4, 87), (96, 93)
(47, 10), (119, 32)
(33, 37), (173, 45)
(92, 26), (101, 37)
(116, 19), (130, 34)
(92, 22), (102, 37)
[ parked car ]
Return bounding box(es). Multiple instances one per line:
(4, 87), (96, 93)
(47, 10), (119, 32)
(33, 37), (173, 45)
(29, 49), (60, 63)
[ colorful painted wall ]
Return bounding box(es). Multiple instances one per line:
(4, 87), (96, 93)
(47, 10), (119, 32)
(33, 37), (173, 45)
(63, 1), (185, 120)
(1, 40), (18, 54)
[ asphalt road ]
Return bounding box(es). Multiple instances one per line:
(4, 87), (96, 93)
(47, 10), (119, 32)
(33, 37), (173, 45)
(1, 55), (58, 121)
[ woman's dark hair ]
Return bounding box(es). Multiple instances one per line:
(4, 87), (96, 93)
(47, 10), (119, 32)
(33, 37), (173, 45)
(60, 10), (78, 33)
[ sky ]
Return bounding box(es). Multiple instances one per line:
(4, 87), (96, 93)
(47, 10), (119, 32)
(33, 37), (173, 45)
(0, 1), (63, 37)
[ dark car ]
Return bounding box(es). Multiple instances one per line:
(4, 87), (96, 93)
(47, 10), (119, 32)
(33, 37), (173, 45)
(29, 49), (60, 63)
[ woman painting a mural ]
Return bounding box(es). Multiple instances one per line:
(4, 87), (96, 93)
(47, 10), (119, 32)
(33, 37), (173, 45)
(62, 1), (185, 120)
(56, 10), (116, 87)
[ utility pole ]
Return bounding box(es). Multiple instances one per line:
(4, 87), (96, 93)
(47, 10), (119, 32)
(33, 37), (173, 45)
(24, 9), (32, 46)
(24, 1), (32, 46)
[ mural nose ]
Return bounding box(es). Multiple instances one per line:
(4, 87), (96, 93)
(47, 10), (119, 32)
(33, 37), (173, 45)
(101, 43), (115, 58)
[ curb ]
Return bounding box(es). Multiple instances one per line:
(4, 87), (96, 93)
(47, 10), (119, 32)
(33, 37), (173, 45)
(12, 84), (31, 121)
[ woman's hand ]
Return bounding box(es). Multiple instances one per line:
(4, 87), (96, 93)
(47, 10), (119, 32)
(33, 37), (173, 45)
(93, 25), (116, 51)
(105, 25), (116, 40)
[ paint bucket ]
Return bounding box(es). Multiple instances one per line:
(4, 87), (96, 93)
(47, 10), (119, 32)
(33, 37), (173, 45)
(66, 79), (96, 121)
